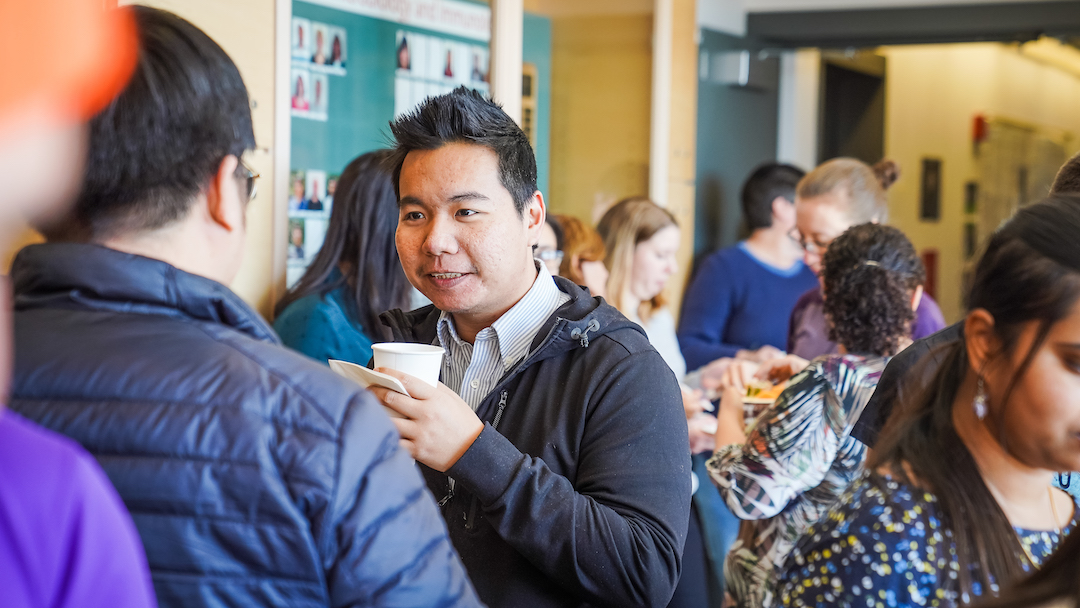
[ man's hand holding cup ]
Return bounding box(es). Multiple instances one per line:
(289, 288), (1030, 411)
(366, 343), (483, 472)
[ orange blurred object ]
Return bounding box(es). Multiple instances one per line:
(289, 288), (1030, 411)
(0, 0), (138, 120)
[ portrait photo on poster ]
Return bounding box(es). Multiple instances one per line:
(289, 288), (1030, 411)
(309, 73), (328, 122)
(470, 47), (489, 84)
(291, 18), (311, 59)
(288, 170), (306, 212)
(288, 218), (306, 261)
(311, 22), (330, 66)
(303, 170), (327, 212)
(328, 26), (347, 72)
(325, 174), (339, 214)
(290, 68), (311, 117)
(396, 30), (411, 71)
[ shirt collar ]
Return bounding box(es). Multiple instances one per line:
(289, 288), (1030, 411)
(436, 262), (567, 372)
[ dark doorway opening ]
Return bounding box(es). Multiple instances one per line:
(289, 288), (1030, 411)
(819, 52), (885, 164)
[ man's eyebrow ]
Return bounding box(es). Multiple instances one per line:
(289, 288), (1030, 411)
(398, 195), (424, 208)
(448, 191), (489, 203)
(1056, 342), (1080, 350)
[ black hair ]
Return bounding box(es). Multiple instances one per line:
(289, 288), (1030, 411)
(740, 163), (804, 230)
(43, 5), (255, 241)
(821, 223), (923, 356)
(871, 193), (1080, 599)
(274, 150), (411, 341)
(1051, 150), (1080, 195)
(388, 86), (537, 215)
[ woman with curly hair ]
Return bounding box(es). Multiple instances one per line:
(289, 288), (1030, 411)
(706, 223), (925, 607)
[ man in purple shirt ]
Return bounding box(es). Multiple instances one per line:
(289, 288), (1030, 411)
(0, 2), (156, 607)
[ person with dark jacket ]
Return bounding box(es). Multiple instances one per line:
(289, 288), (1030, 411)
(8, 8), (480, 608)
(367, 87), (691, 608)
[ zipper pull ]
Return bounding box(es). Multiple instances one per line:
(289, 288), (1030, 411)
(491, 390), (509, 430)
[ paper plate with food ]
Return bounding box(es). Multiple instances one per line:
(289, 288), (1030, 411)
(743, 380), (786, 405)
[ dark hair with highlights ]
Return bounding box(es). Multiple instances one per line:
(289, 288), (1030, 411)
(273, 150), (411, 341)
(388, 86), (537, 215)
(43, 5), (255, 241)
(741, 163), (805, 230)
(871, 193), (1080, 600)
(821, 223), (923, 356)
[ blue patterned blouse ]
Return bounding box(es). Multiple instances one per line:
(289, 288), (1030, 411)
(777, 471), (1077, 607)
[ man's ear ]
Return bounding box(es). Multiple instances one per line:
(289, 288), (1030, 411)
(525, 190), (545, 246)
(965, 308), (1000, 375)
(205, 155), (243, 232)
(771, 196), (795, 225)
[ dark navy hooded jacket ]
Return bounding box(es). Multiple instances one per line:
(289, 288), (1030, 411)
(9, 243), (483, 608)
(380, 277), (691, 608)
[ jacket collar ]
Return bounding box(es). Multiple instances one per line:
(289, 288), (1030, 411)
(380, 276), (642, 363)
(11, 243), (280, 344)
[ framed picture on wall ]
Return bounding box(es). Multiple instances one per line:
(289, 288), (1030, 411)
(964, 181), (978, 214)
(964, 222), (978, 260)
(920, 158), (942, 221)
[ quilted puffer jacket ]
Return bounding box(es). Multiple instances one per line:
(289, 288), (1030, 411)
(9, 243), (483, 608)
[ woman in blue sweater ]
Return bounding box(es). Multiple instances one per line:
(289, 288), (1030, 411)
(274, 150), (413, 365)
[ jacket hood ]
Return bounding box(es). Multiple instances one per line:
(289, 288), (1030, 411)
(380, 276), (644, 363)
(11, 243), (280, 344)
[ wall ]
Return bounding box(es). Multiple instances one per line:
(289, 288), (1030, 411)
(548, 14), (653, 222)
(881, 42), (1080, 322)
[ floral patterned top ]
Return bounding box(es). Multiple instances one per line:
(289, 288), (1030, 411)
(777, 472), (1077, 608)
(706, 354), (888, 607)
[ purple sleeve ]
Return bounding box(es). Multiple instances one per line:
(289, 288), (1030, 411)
(0, 411), (157, 608)
(911, 293), (947, 340)
(54, 451), (159, 608)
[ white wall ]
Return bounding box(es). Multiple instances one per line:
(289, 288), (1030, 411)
(881, 42), (1080, 322)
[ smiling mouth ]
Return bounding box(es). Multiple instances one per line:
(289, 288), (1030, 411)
(430, 272), (465, 279)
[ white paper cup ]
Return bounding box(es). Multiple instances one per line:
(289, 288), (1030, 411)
(371, 343), (444, 387)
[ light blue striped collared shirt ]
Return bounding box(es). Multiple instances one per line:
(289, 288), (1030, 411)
(436, 262), (571, 411)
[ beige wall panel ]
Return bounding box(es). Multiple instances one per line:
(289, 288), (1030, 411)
(549, 14), (653, 222)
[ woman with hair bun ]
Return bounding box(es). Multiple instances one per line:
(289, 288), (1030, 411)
(707, 223), (925, 608)
(779, 194), (1080, 607)
(788, 157), (946, 359)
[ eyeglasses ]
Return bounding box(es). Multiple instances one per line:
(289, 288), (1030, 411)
(238, 159), (260, 202)
(788, 228), (832, 254)
(535, 248), (564, 264)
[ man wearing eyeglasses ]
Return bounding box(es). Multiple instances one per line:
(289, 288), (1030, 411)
(6, 7), (481, 608)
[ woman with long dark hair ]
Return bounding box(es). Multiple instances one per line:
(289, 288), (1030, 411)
(708, 223), (924, 607)
(274, 150), (412, 365)
(778, 194), (1080, 607)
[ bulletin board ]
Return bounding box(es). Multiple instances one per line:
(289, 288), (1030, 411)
(286, 0), (491, 288)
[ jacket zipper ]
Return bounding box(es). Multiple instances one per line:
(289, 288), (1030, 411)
(463, 389), (509, 531)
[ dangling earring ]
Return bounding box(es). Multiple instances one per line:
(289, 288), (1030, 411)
(973, 376), (988, 420)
